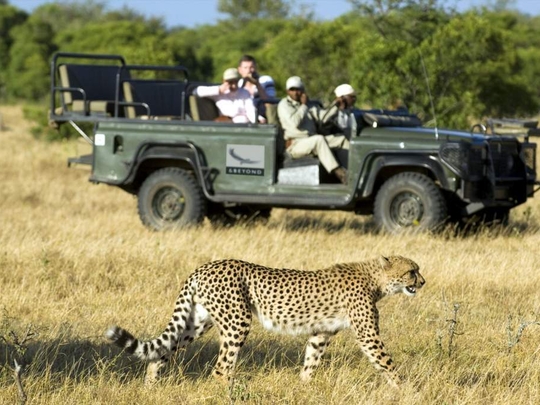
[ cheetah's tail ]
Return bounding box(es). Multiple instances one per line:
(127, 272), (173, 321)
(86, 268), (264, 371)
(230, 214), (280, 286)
(105, 277), (197, 362)
(105, 326), (143, 356)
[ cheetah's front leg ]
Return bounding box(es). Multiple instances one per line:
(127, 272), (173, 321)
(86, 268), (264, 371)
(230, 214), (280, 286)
(356, 332), (401, 388)
(350, 307), (401, 388)
(300, 333), (332, 382)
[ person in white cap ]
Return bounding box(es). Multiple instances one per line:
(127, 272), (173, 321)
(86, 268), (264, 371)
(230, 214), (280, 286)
(331, 84), (357, 133)
(277, 76), (349, 184)
(194, 68), (256, 123)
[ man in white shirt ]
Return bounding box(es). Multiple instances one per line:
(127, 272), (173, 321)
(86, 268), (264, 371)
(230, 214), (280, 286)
(194, 68), (256, 124)
(277, 76), (349, 184)
(332, 84), (357, 133)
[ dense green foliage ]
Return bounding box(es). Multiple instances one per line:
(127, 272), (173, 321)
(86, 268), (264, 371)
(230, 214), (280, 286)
(2, 0), (540, 130)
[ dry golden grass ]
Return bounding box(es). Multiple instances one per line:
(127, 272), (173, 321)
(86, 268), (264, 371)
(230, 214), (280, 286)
(0, 105), (539, 404)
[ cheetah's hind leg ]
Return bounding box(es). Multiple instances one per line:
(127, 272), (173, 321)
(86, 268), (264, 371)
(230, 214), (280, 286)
(145, 303), (214, 385)
(300, 333), (333, 382)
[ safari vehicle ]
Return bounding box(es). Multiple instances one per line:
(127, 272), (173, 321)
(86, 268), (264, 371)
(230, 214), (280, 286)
(50, 52), (538, 233)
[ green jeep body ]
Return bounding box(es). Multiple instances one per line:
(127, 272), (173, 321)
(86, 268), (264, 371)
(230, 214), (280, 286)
(50, 52), (538, 233)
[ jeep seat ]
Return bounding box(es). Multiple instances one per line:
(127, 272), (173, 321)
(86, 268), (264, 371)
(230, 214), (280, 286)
(188, 95), (220, 121)
(123, 80), (186, 119)
(57, 63), (126, 117)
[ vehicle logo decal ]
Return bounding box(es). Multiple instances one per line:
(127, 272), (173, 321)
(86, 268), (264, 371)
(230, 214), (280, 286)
(228, 148), (260, 165)
(226, 144), (265, 176)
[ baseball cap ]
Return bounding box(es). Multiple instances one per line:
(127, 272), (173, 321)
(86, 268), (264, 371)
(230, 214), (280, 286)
(286, 76), (304, 90)
(223, 68), (240, 81)
(334, 84), (355, 98)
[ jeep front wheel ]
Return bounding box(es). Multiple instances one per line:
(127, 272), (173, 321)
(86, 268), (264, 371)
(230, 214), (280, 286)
(374, 172), (447, 233)
(138, 168), (206, 231)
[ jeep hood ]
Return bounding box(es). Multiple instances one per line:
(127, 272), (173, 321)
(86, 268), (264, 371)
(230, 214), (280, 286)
(379, 126), (489, 143)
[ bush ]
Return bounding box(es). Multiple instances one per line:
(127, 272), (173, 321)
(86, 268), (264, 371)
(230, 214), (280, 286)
(22, 103), (89, 142)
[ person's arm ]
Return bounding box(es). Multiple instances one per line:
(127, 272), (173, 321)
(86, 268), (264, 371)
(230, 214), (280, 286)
(245, 96), (257, 124)
(320, 102), (340, 124)
(278, 98), (309, 139)
(260, 76), (276, 98)
(243, 75), (276, 100)
(194, 85), (220, 98)
(243, 75), (268, 100)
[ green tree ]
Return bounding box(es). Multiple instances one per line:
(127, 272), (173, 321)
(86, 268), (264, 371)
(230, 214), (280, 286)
(166, 18), (289, 83)
(260, 19), (366, 100)
(5, 16), (55, 99)
(217, 0), (291, 22)
(0, 4), (27, 97)
(346, 10), (537, 128)
(29, 0), (107, 34)
(55, 20), (171, 65)
(348, 0), (454, 45)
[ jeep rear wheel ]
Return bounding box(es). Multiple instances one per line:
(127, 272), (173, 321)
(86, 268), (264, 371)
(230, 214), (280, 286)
(138, 168), (205, 231)
(374, 172), (447, 233)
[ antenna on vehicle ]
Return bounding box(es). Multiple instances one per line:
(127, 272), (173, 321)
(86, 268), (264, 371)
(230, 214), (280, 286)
(419, 52), (439, 140)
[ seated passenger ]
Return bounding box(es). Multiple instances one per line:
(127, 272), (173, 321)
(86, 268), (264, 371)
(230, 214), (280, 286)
(324, 84), (357, 135)
(237, 54), (276, 101)
(237, 54), (276, 122)
(194, 68), (256, 123)
(277, 76), (349, 184)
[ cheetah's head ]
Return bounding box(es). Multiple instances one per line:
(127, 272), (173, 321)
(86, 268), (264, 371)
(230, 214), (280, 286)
(379, 255), (425, 297)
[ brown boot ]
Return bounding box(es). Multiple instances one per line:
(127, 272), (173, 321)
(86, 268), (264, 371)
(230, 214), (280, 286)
(333, 167), (348, 184)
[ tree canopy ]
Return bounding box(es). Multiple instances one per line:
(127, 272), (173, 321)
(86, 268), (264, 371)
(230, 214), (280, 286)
(1, 0), (540, 129)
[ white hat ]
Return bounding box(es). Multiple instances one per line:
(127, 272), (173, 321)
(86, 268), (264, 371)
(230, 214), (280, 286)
(286, 76), (304, 90)
(223, 68), (240, 81)
(334, 84), (355, 98)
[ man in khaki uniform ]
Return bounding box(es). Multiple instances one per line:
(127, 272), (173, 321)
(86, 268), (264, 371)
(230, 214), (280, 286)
(277, 76), (349, 184)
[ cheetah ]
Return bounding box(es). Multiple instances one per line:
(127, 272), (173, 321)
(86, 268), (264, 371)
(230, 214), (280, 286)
(106, 255), (424, 387)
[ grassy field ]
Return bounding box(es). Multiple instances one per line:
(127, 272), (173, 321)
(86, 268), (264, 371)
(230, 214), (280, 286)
(0, 105), (539, 404)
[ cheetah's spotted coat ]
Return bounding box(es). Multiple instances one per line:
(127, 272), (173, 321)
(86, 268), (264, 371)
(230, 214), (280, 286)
(106, 255), (424, 387)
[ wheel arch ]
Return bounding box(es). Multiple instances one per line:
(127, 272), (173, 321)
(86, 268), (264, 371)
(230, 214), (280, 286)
(361, 154), (449, 199)
(121, 143), (207, 194)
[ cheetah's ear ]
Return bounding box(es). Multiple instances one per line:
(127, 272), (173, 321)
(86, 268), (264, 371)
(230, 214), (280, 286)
(379, 256), (391, 268)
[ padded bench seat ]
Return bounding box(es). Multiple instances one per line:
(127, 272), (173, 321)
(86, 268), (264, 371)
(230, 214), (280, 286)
(57, 63), (126, 116)
(122, 79), (186, 119)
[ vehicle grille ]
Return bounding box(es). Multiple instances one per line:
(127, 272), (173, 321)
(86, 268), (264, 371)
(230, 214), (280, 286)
(467, 146), (485, 179)
(487, 139), (520, 177)
(440, 142), (486, 181)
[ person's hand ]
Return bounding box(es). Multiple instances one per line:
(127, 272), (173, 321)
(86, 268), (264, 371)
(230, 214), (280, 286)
(219, 82), (230, 94)
(300, 92), (309, 105)
(243, 75), (258, 84)
(334, 97), (344, 109)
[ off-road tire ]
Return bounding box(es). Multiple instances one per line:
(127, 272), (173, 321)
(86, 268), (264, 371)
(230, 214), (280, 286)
(138, 168), (206, 231)
(374, 172), (447, 233)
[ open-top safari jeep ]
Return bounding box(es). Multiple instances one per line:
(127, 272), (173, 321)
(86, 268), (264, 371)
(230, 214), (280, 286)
(50, 52), (538, 233)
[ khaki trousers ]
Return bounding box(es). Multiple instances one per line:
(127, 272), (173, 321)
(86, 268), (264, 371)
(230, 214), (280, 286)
(287, 135), (349, 173)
